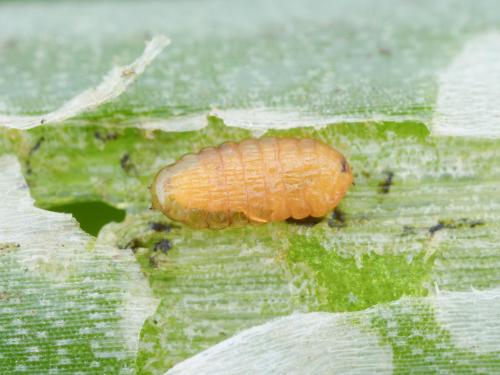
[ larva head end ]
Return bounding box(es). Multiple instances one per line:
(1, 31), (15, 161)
(150, 166), (176, 216)
(150, 173), (163, 212)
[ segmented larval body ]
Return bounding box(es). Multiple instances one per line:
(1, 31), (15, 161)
(151, 137), (353, 229)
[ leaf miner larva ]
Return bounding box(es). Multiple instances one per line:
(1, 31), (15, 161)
(151, 137), (353, 229)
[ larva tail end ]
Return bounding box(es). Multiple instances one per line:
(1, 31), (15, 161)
(150, 176), (162, 211)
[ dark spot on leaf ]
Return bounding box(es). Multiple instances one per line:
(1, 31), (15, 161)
(120, 152), (136, 174)
(378, 171), (394, 194)
(341, 157), (348, 173)
(429, 223), (445, 236)
(361, 170), (371, 178)
(328, 208), (346, 228)
(121, 67), (136, 78)
(287, 216), (323, 227)
(467, 220), (485, 228)
(124, 238), (144, 253)
(149, 255), (158, 268)
(120, 153), (130, 168)
(153, 239), (173, 254)
(0, 242), (20, 255)
(29, 137), (45, 156)
(149, 222), (174, 233)
(378, 46), (392, 56)
(94, 130), (118, 142)
(429, 218), (485, 236)
(25, 161), (32, 175)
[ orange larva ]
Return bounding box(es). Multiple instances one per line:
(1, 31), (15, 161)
(151, 137), (353, 229)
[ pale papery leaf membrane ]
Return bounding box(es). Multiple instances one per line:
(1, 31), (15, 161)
(166, 288), (500, 374)
(3, 30), (500, 138)
(0, 35), (170, 129)
(136, 30), (500, 139)
(0, 155), (158, 373)
(1, 0), (500, 123)
(432, 32), (500, 137)
(166, 312), (394, 375)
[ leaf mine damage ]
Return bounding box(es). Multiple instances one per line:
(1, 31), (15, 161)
(378, 171), (394, 194)
(0, 35), (170, 129)
(153, 239), (173, 254)
(429, 218), (485, 236)
(327, 207), (346, 228)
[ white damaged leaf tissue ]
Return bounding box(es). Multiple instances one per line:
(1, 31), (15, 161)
(167, 288), (500, 374)
(0, 155), (158, 373)
(0, 35), (170, 129)
(432, 32), (500, 138)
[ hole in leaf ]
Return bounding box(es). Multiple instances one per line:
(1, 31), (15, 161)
(47, 201), (126, 236)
